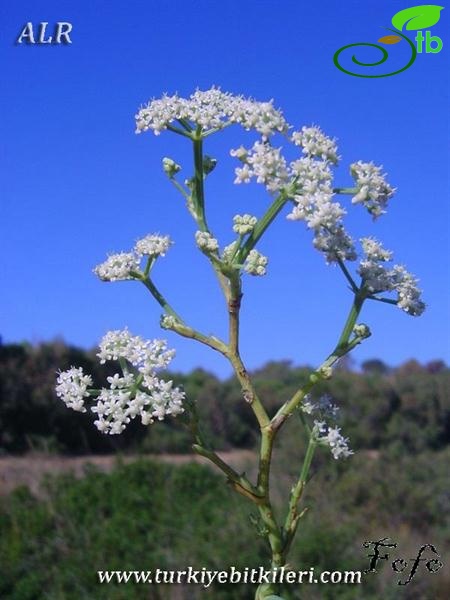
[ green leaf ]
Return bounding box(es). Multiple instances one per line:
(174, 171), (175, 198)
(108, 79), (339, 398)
(391, 5), (444, 31)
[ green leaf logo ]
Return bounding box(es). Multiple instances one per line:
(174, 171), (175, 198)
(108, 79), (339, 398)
(391, 5), (444, 31)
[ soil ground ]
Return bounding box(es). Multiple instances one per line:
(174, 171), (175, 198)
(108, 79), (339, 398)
(0, 450), (256, 497)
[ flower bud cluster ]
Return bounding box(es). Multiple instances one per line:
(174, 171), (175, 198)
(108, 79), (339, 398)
(243, 249), (268, 276)
(160, 314), (179, 330)
(353, 323), (371, 339)
(233, 214), (258, 235)
(56, 329), (184, 435)
(195, 231), (219, 253)
(93, 234), (172, 281)
(162, 157), (181, 178)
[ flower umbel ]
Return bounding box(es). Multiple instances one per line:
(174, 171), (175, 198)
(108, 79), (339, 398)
(56, 367), (92, 412)
(358, 238), (425, 316)
(135, 87), (288, 138)
(57, 330), (184, 435)
(312, 420), (354, 460)
(93, 253), (140, 282)
(93, 234), (173, 281)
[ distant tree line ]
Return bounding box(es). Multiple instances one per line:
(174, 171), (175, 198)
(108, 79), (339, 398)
(0, 341), (448, 455)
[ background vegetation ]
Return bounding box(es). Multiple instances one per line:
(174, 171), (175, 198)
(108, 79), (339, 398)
(0, 340), (448, 598)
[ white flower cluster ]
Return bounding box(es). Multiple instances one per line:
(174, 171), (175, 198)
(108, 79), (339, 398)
(291, 126), (339, 164)
(233, 214), (257, 235)
(56, 367), (92, 412)
(301, 394), (339, 419)
(195, 231), (219, 252)
(313, 421), (354, 460)
(358, 238), (425, 316)
(93, 252), (140, 282)
(301, 394), (353, 459)
(231, 141), (289, 194)
(135, 87), (288, 138)
(288, 155), (357, 264)
(135, 234), (172, 258)
(94, 234), (172, 281)
(350, 161), (395, 218)
(361, 237), (392, 262)
(244, 249), (268, 276)
(229, 125), (355, 263)
(56, 330), (184, 435)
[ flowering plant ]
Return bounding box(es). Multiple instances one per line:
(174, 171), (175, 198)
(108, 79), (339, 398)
(56, 88), (424, 599)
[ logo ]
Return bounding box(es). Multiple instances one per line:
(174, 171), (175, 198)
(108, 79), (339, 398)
(16, 22), (73, 45)
(334, 5), (444, 77)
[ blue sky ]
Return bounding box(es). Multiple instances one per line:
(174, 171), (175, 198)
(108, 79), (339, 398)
(2, 0), (449, 377)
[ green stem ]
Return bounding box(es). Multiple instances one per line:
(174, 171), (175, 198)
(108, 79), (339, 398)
(271, 292), (366, 432)
(228, 273), (242, 354)
(368, 295), (398, 306)
(140, 277), (228, 355)
(283, 436), (317, 553)
(140, 278), (183, 322)
(336, 258), (359, 293)
(333, 187), (358, 195)
(192, 132), (208, 231)
(336, 291), (365, 350)
(192, 444), (263, 503)
(228, 352), (270, 430)
(166, 124), (191, 137)
(258, 503), (285, 568)
(237, 192), (290, 263)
